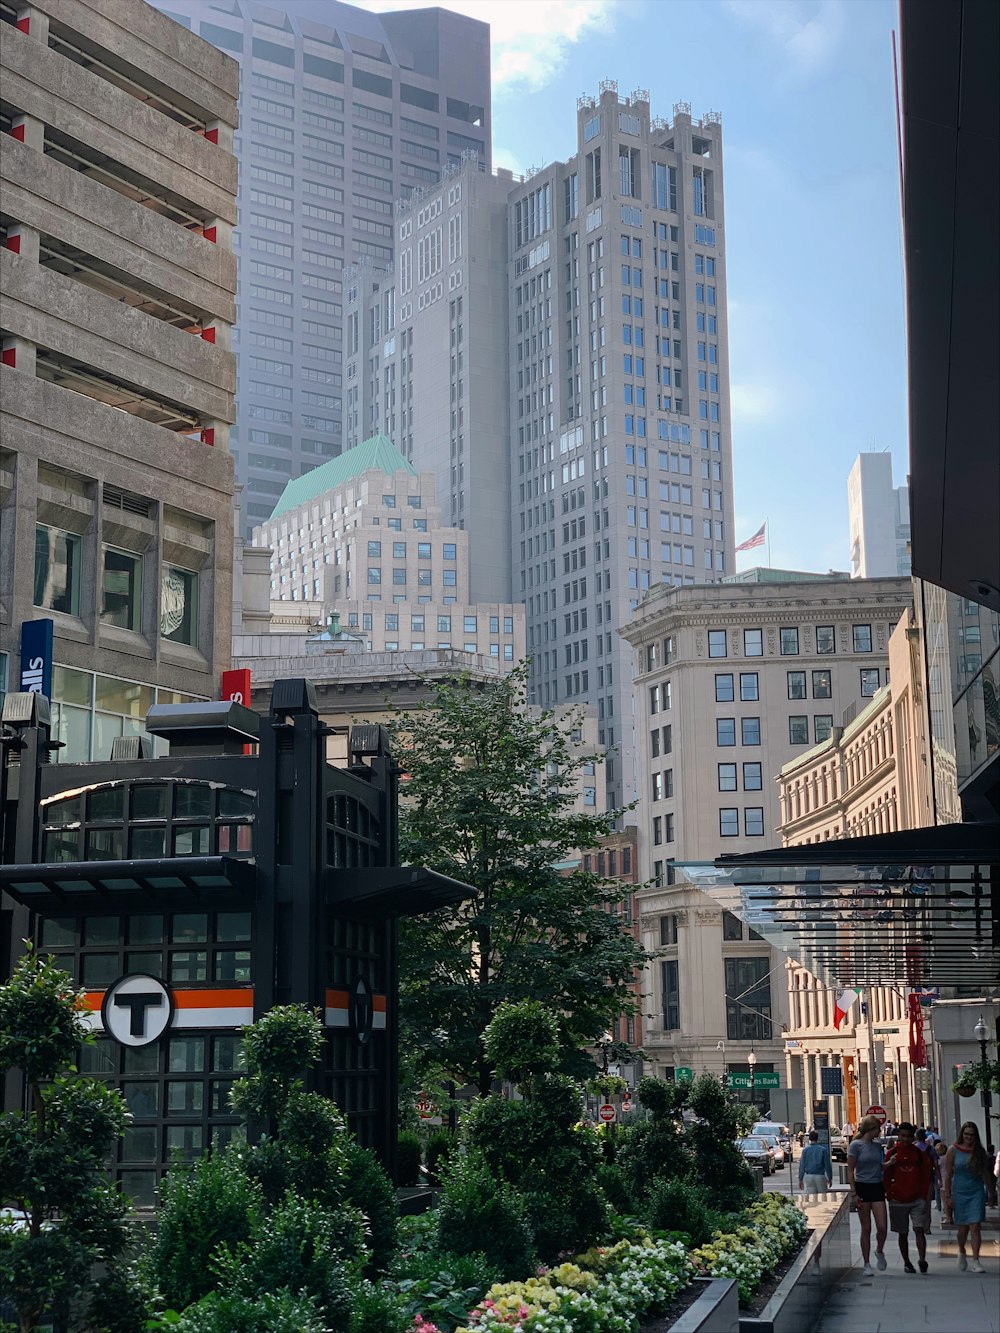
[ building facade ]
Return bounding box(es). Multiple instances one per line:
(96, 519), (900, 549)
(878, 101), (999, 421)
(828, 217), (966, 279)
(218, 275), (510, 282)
(249, 433), (525, 661)
(620, 574), (912, 1089)
(0, 0), (238, 759)
(848, 453), (911, 579)
(155, 0), (492, 539)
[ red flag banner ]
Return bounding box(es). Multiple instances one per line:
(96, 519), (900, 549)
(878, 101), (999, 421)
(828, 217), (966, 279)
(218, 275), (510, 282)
(735, 522), (766, 553)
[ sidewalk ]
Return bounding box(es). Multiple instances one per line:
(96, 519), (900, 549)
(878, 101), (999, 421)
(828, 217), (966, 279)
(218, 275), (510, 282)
(814, 1200), (1000, 1333)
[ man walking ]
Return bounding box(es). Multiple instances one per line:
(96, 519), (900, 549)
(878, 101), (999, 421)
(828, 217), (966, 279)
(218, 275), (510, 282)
(885, 1121), (933, 1273)
(799, 1130), (833, 1195)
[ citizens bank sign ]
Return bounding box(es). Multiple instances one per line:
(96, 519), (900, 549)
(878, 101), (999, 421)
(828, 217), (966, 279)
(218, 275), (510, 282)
(19, 618), (53, 698)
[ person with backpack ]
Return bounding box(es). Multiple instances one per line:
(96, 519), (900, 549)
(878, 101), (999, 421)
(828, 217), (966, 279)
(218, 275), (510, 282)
(884, 1121), (933, 1273)
(914, 1128), (941, 1230)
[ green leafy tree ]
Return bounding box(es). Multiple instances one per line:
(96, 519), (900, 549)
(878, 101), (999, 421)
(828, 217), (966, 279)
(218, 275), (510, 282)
(386, 662), (647, 1094)
(0, 947), (133, 1332)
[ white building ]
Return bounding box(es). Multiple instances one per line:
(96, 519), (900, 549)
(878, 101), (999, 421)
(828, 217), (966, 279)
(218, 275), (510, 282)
(848, 453), (911, 579)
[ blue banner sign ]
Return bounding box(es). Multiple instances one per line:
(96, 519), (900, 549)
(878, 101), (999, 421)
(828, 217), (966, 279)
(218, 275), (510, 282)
(20, 618), (53, 699)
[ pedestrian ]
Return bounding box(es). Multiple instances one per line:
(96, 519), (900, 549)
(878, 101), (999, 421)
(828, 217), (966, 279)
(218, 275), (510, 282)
(798, 1130), (833, 1195)
(847, 1114), (889, 1276)
(915, 1128), (941, 1226)
(884, 1122), (933, 1273)
(942, 1121), (999, 1273)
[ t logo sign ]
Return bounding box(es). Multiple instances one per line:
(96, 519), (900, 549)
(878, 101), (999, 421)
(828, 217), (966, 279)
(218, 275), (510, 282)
(102, 975), (174, 1046)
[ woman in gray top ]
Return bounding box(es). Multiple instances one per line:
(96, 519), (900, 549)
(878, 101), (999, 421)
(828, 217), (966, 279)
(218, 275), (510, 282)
(847, 1115), (888, 1276)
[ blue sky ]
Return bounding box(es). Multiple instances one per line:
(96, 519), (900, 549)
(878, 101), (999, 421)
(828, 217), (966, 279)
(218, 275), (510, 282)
(365, 0), (909, 573)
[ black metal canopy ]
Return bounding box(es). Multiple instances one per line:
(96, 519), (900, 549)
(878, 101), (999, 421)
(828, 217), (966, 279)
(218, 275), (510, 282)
(325, 866), (474, 917)
(0, 855), (256, 911)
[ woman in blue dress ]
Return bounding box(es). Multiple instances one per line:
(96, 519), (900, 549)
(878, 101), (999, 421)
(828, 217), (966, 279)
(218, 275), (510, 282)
(942, 1121), (998, 1273)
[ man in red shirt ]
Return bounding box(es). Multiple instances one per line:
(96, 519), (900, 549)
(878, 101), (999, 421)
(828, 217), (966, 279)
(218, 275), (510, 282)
(885, 1121), (934, 1272)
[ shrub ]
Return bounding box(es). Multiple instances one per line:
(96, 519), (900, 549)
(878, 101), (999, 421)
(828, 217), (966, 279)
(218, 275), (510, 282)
(342, 1140), (399, 1274)
(212, 1192), (359, 1329)
(615, 1115), (693, 1203)
(167, 1289), (327, 1333)
(397, 1129), (423, 1186)
(146, 1150), (262, 1311)
(424, 1129), (455, 1184)
(393, 1250), (502, 1330)
(482, 999), (560, 1096)
(435, 1152), (535, 1276)
(349, 1279), (409, 1333)
(644, 1176), (724, 1247)
(596, 1160), (632, 1214)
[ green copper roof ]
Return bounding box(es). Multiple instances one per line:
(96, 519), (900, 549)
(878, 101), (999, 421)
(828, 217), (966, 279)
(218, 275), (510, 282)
(269, 433), (415, 519)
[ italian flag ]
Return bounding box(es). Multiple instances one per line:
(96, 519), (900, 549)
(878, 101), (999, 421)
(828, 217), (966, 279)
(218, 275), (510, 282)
(833, 988), (860, 1030)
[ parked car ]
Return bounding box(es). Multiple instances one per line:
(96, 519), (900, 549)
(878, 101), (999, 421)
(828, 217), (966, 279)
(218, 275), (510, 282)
(759, 1133), (786, 1167)
(738, 1136), (776, 1175)
(752, 1121), (792, 1153)
(829, 1127), (849, 1162)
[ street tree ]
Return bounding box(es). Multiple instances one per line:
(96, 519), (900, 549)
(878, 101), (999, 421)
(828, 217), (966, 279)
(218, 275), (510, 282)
(386, 662), (647, 1095)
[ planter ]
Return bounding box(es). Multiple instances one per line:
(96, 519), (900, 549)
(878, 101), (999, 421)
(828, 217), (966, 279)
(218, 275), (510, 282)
(956, 1085), (977, 1098)
(738, 1193), (851, 1333)
(668, 1278), (739, 1333)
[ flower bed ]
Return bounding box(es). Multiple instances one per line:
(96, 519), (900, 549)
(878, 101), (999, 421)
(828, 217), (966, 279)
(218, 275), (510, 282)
(688, 1195), (809, 1306)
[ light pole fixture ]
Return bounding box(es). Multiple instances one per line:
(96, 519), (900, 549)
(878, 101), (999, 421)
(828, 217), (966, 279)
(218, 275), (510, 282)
(974, 1014), (993, 1152)
(748, 1045), (757, 1107)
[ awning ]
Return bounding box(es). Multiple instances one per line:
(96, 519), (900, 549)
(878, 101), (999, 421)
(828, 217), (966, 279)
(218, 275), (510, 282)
(325, 866), (475, 917)
(681, 822), (1000, 990)
(0, 855), (255, 911)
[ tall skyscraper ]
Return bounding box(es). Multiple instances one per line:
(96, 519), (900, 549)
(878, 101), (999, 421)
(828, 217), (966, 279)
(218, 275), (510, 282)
(157, 0), (492, 539)
(1, 0), (238, 757)
(848, 452), (912, 578)
(507, 85), (735, 808)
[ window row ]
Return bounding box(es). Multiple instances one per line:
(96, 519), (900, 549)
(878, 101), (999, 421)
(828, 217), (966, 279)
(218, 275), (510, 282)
(719, 806), (765, 837)
(717, 762), (763, 791)
(707, 624), (875, 658)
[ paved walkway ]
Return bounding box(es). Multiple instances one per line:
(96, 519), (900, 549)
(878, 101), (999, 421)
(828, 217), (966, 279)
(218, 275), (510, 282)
(814, 1198), (1000, 1333)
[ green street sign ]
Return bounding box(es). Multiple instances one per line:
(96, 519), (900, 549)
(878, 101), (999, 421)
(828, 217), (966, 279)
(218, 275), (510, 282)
(675, 1066), (694, 1081)
(726, 1071), (780, 1089)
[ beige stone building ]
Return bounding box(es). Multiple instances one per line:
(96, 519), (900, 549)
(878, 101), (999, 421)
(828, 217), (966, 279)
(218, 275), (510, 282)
(0, 0), (238, 758)
(620, 572), (912, 1097)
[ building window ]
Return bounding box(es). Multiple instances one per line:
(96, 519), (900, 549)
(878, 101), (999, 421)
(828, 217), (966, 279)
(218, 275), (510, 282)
(814, 715), (834, 743)
(464, 616), (477, 633)
(102, 549), (142, 631)
(659, 913), (678, 945)
(812, 669), (832, 698)
(367, 568), (382, 585)
(717, 718), (736, 746)
(160, 567), (198, 646)
(860, 668), (880, 697)
(723, 910), (743, 941)
(443, 543), (457, 560)
(652, 772), (664, 801)
(739, 672), (759, 701)
(816, 625), (836, 654)
(715, 673), (734, 702)
(719, 807), (739, 837)
(787, 671), (807, 700)
(417, 543), (432, 560)
(780, 627), (799, 655)
(718, 763), (737, 791)
(652, 815), (662, 845)
(437, 615), (451, 632)
(661, 959), (680, 1030)
(708, 629), (727, 657)
(741, 717), (761, 745)
(725, 956), (772, 1041)
(744, 628), (763, 657)
(34, 525), (81, 616)
(853, 624), (873, 653)
(367, 540), (381, 557)
(789, 715), (809, 744)
(742, 762), (763, 790)
(744, 807), (765, 837)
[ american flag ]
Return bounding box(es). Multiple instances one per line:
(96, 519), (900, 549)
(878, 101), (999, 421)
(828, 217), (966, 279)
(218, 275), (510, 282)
(734, 522), (766, 553)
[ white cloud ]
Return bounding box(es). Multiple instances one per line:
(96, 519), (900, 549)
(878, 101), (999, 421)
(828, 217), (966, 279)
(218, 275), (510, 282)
(355, 0), (618, 93)
(730, 381), (781, 423)
(493, 145), (530, 178)
(723, 0), (846, 79)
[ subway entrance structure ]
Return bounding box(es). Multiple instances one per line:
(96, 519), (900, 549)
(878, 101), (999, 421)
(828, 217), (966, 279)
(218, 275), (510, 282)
(0, 680), (469, 1203)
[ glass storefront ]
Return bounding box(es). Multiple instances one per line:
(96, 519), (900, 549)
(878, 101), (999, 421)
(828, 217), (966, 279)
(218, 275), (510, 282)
(47, 665), (206, 763)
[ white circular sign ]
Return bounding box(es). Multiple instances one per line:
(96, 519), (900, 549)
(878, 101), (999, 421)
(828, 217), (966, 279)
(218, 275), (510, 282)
(102, 974), (174, 1047)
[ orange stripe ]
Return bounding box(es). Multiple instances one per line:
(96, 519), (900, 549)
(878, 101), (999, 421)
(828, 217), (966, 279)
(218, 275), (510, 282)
(173, 988), (253, 1009)
(373, 994), (387, 1013)
(82, 992), (103, 1011)
(325, 988), (349, 1008)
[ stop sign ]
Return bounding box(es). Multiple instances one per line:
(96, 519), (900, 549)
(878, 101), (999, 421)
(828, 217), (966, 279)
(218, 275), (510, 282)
(598, 1103), (617, 1124)
(866, 1104), (887, 1125)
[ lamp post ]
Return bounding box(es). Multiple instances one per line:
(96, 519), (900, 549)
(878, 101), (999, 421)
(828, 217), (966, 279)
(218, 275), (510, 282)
(973, 1015), (993, 1153)
(748, 1045), (757, 1111)
(717, 1038), (726, 1084)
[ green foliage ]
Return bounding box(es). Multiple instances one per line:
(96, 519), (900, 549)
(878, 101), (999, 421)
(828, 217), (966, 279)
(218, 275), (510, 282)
(146, 1150), (262, 1311)
(348, 1279), (409, 1333)
(615, 1111), (692, 1202)
(482, 1000), (560, 1096)
(644, 1177), (726, 1247)
(0, 950), (133, 1333)
(586, 1072), (629, 1100)
(229, 1006), (324, 1125)
(211, 1192), (358, 1330)
(435, 1151), (536, 1276)
(397, 1129), (422, 1186)
(684, 1075), (754, 1213)
(424, 1129), (455, 1184)
(87, 1259), (159, 1333)
(239, 1090), (350, 1209)
(393, 1248), (502, 1331)
(596, 1160), (632, 1214)
(386, 662), (647, 1094)
(342, 1141), (398, 1274)
(636, 1074), (688, 1121)
(162, 1289), (327, 1333)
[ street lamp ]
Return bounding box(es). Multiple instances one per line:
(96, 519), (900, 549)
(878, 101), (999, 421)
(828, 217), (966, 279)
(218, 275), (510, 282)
(748, 1046), (757, 1109)
(973, 1014), (993, 1153)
